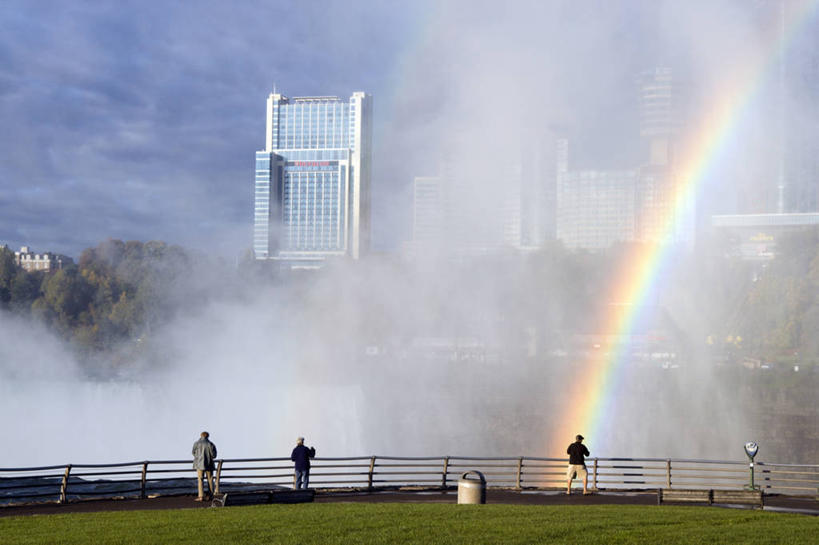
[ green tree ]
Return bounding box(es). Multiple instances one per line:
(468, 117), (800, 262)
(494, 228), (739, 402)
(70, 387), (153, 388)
(37, 267), (94, 336)
(0, 245), (18, 306)
(9, 269), (42, 313)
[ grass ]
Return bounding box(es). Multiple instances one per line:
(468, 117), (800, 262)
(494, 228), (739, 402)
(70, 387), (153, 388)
(1, 503), (817, 544)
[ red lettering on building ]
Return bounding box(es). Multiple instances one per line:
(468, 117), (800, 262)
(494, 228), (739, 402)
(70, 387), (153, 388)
(292, 161), (332, 167)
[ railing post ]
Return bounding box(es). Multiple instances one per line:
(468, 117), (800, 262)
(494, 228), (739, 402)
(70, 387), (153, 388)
(666, 459), (672, 488)
(215, 459), (223, 495)
(368, 456), (376, 492)
(442, 456), (450, 490)
(59, 465), (72, 504)
(515, 457), (524, 490)
(140, 461), (148, 499)
(593, 458), (598, 490)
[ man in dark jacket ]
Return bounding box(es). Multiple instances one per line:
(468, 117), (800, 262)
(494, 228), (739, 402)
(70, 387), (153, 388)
(566, 434), (590, 495)
(291, 437), (316, 489)
(192, 431), (217, 501)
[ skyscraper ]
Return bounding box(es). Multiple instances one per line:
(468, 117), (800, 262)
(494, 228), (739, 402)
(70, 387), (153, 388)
(781, 2), (819, 213)
(405, 127), (553, 258)
(253, 92), (373, 265)
(636, 67), (693, 246)
(411, 176), (444, 246)
(556, 141), (638, 251)
(638, 67), (679, 168)
(554, 68), (693, 251)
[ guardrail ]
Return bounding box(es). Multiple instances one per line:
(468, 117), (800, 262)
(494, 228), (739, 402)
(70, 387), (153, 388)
(1, 456), (817, 505)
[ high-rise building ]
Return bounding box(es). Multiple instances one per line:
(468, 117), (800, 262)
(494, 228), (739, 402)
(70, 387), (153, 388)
(406, 128), (553, 258)
(781, 4), (819, 213)
(735, 2), (818, 215)
(555, 138), (637, 250)
(638, 67), (680, 168)
(253, 92), (373, 266)
(555, 68), (690, 252)
(636, 67), (694, 246)
(556, 167), (637, 250)
(411, 176), (444, 246)
(635, 165), (694, 245)
(518, 130), (556, 247)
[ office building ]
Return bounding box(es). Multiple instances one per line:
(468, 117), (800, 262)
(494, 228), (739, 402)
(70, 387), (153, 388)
(555, 137), (638, 250)
(411, 176), (444, 246)
(781, 10), (819, 213)
(556, 165), (637, 250)
(711, 213), (819, 261)
(518, 130), (556, 247)
(639, 67), (680, 168)
(406, 127), (553, 259)
(636, 67), (694, 246)
(738, 2), (818, 215)
(253, 91), (373, 265)
(555, 68), (693, 251)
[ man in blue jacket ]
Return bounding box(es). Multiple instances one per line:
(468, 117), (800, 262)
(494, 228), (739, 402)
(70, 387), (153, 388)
(291, 437), (316, 489)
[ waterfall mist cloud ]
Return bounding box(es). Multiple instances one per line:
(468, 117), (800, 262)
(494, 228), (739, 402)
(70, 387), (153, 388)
(1, 249), (772, 466)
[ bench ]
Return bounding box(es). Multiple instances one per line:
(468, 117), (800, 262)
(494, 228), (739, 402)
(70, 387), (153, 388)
(212, 489), (315, 507)
(711, 489), (763, 508)
(657, 489), (712, 505)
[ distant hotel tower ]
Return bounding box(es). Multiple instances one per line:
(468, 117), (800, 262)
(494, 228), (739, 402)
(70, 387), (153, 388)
(555, 67), (693, 250)
(253, 91), (373, 265)
(635, 67), (692, 246)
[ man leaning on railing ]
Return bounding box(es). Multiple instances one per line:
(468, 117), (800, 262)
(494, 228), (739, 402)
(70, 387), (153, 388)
(291, 437), (316, 489)
(566, 434), (590, 495)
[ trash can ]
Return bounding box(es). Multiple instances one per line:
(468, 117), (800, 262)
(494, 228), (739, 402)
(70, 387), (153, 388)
(457, 471), (486, 504)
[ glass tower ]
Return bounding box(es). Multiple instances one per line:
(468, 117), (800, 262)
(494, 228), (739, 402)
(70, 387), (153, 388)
(254, 92), (373, 264)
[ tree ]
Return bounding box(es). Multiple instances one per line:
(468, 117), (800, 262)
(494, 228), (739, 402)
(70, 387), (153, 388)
(38, 268), (94, 335)
(0, 245), (18, 306)
(9, 269), (42, 313)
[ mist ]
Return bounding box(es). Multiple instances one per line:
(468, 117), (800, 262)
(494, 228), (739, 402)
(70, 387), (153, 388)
(3, 1), (818, 468)
(0, 248), (778, 467)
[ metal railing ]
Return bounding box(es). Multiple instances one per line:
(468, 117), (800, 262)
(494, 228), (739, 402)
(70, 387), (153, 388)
(1, 456), (817, 505)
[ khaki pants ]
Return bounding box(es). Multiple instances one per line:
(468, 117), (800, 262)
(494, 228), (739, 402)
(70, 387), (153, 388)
(566, 464), (588, 480)
(197, 469), (214, 499)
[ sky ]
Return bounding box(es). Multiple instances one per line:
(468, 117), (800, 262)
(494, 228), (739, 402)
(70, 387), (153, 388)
(0, 0), (814, 259)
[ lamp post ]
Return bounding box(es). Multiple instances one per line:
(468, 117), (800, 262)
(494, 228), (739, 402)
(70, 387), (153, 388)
(744, 441), (759, 490)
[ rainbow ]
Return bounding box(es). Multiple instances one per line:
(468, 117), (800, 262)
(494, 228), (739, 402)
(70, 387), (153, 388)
(549, 0), (819, 457)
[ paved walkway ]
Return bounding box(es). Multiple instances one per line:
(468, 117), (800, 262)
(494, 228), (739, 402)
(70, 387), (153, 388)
(2, 489), (817, 517)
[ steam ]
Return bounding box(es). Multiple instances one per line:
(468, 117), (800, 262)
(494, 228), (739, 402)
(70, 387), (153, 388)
(4, 1), (817, 468)
(0, 253), (775, 467)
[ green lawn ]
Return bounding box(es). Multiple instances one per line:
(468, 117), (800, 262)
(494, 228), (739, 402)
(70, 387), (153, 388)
(1, 503), (816, 544)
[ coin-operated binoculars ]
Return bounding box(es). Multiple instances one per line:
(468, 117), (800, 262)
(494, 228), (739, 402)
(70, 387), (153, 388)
(744, 441), (759, 490)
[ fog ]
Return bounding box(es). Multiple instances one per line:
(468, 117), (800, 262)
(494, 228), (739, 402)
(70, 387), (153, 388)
(3, 1), (817, 467)
(0, 252), (768, 466)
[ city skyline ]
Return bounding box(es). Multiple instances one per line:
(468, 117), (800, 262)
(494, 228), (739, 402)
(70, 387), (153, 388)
(1, 1), (816, 259)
